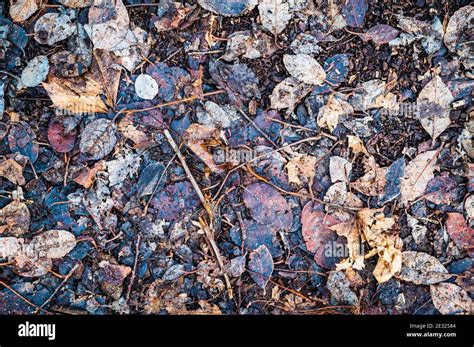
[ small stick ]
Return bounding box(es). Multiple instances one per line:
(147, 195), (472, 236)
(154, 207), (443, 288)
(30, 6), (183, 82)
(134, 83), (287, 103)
(38, 262), (80, 311)
(0, 280), (50, 315)
(125, 234), (142, 304)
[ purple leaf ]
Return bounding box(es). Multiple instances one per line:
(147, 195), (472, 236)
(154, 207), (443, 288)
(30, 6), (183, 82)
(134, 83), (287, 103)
(363, 24), (400, 44)
(342, 0), (368, 28)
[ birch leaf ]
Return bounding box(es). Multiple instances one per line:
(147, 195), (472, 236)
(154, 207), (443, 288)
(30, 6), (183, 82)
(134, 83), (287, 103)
(0, 159), (25, 185)
(317, 95), (353, 132)
(270, 77), (312, 111)
(0, 201), (30, 237)
(416, 76), (454, 140)
(34, 13), (75, 45)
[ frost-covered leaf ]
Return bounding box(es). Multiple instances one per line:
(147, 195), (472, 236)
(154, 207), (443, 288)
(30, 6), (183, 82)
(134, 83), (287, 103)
(0, 159), (25, 186)
(34, 13), (75, 45)
(197, 101), (239, 128)
(430, 282), (472, 315)
(79, 118), (118, 160)
(26, 230), (76, 259)
(400, 150), (438, 205)
(248, 245), (273, 289)
(416, 76), (454, 140)
(398, 251), (451, 285)
(283, 54), (326, 85)
(258, 0), (292, 35)
(10, 0), (38, 22)
(42, 76), (108, 114)
(84, 0), (130, 51)
(341, 0), (368, 28)
(317, 94), (353, 132)
(363, 24), (399, 45)
(197, 0), (257, 16)
(270, 77), (312, 111)
(135, 74), (159, 100)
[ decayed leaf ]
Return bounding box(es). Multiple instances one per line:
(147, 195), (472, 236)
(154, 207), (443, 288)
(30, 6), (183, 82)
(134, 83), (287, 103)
(135, 74), (159, 100)
(0, 201), (30, 237)
(341, 0), (368, 28)
(332, 209), (402, 283)
(444, 6), (474, 56)
(47, 120), (77, 153)
(324, 182), (363, 222)
(317, 95), (353, 132)
(327, 271), (358, 305)
(42, 76), (108, 114)
(26, 230), (77, 259)
(363, 24), (399, 44)
(416, 76), (454, 140)
(10, 0), (38, 22)
(445, 213), (474, 257)
(198, 0), (257, 16)
(283, 54), (326, 85)
(270, 77), (312, 111)
(221, 30), (276, 61)
(301, 201), (342, 269)
(286, 154), (317, 185)
(0, 237), (23, 258)
(351, 156), (387, 197)
(430, 283), (472, 315)
(72, 161), (106, 188)
(400, 150), (438, 205)
(85, 0), (130, 51)
(258, 0), (292, 35)
(227, 254), (246, 277)
(59, 0), (93, 7)
(347, 135), (369, 156)
(242, 182), (293, 230)
(106, 152), (141, 187)
(79, 119), (118, 160)
(34, 13), (75, 45)
(329, 156), (352, 183)
(183, 124), (224, 173)
(197, 101), (239, 129)
(248, 245), (274, 289)
(0, 159), (25, 185)
(398, 251), (451, 285)
(152, 0), (192, 32)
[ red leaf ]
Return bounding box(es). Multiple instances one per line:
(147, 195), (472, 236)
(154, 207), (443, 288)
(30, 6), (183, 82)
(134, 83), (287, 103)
(47, 120), (77, 153)
(445, 213), (474, 257)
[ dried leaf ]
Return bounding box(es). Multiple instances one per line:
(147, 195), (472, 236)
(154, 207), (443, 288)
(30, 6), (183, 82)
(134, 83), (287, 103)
(317, 95), (353, 132)
(445, 213), (474, 257)
(47, 120), (77, 153)
(8, 122), (39, 163)
(227, 254), (246, 277)
(0, 201), (30, 237)
(34, 13), (75, 45)
(444, 5), (474, 57)
(283, 54), (326, 85)
(42, 76), (108, 114)
(351, 156), (387, 196)
(416, 76), (454, 140)
(327, 271), (358, 305)
(20, 55), (49, 87)
(430, 283), (472, 315)
(258, 0), (292, 35)
(92, 49), (121, 107)
(152, 0), (192, 31)
(347, 135), (369, 156)
(323, 182), (363, 222)
(341, 0), (368, 28)
(329, 156), (352, 183)
(400, 150), (438, 205)
(398, 251), (451, 285)
(0, 159), (25, 185)
(363, 24), (399, 44)
(106, 152), (141, 187)
(72, 161), (106, 188)
(79, 118), (118, 160)
(183, 123), (224, 173)
(26, 229), (77, 259)
(10, 0), (38, 22)
(286, 154), (317, 185)
(248, 245), (274, 289)
(222, 30), (276, 61)
(270, 77), (312, 111)
(0, 237), (23, 258)
(59, 0), (93, 7)
(85, 0), (130, 51)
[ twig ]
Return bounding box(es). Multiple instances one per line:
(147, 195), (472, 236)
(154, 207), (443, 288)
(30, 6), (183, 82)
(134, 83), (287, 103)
(0, 280), (50, 315)
(125, 233), (142, 303)
(38, 262), (80, 311)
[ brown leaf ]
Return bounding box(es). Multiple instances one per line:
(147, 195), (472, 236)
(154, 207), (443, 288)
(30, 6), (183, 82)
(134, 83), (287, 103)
(286, 154), (317, 185)
(42, 76), (108, 114)
(0, 159), (25, 185)
(183, 123), (224, 173)
(10, 0), (38, 22)
(351, 156), (387, 197)
(0, 201), (30, 237)
(72, 161), (106, 188)
(445, 213), (474, 257)
(398, 251), (451, 285)
(92, 50), (122, 107)
(430, 282), (472, 315)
